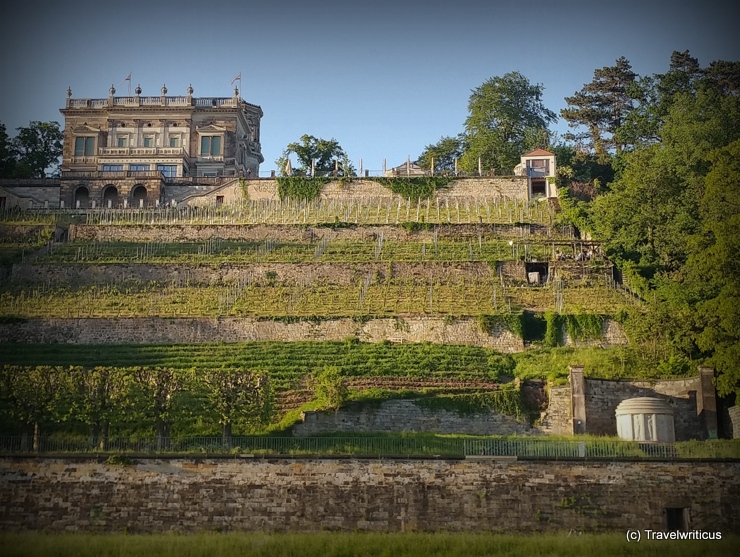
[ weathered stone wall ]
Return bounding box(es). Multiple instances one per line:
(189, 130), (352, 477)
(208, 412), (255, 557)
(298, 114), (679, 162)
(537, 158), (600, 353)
(240, 177), (530, 202)
(0, 182), (61, 209)
(1, 457), (737, 533)
(164, 179), (243, 207)
(584, 378), (704, 440)
(538, 384), (573, 435)
(67, 222), (566, 243)
(293, 399), (533, 436)
(0, 316), (524, 352)
(562, 319), (629, 348)
(728, 406), (740, 439)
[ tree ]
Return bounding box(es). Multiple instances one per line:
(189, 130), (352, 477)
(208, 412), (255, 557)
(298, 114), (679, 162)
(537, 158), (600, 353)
(276, 134), (355, 177)
(688, 140), (740, 399)
(0, 123), (18, 178)
(197, 369), (272, 447)
(417, 135), (465, 174)
(12, 121), (63, 178)
(561, 57), (638, 158)
(459, 72), (556, 175)
(68, 367), (126, 450)
(125, 368), (184, 450)
(0, 366), (68, 451)
(310, 366), (348, 410)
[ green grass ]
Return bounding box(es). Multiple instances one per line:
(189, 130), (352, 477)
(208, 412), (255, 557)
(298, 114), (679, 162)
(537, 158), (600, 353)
(0, 532), (735, 557)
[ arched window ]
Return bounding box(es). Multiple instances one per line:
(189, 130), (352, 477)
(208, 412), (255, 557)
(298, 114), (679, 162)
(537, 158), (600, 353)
(103, 185), (119, 208)
(132, 185), (148, 208)
(74, 186), (90, 209)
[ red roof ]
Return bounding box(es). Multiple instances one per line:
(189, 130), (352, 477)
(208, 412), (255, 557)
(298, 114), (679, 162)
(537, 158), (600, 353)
(522, 149), (554, 157)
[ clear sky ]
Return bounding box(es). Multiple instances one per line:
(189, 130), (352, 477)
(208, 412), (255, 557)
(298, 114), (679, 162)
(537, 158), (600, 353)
(1, 0), (738, 175)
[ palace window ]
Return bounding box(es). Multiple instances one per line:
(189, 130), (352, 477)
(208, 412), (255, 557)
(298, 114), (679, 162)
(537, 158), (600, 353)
(200, 136), (221, 156)
(74, 137), (95, 157)
(169, 136), (181, 148)
(130, 164), (150, 171)
(102, 165), (123, 172)
(156, 164), (177, 178)
(117, 136), (128, 148)
(143, 135), (155, 148)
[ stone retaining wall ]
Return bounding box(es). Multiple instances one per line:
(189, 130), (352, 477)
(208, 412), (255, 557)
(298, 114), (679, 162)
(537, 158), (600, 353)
(67, 222), (566, 243)
(0, 316), (524, 352)
(584, 377), (705, 440)
(1, 457), (737, 533)
(293, 399), (533, 436)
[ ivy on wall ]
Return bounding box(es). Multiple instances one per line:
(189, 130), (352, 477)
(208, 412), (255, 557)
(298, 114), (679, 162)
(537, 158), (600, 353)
(373, 176), (453, 199)
(276, 177), (331, 201)
(413, 383), (527, 421)
(544, 311), (605, 347)
(477, 314), (524, 339)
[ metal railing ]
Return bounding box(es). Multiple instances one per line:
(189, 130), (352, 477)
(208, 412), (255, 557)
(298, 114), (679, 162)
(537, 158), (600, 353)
(0, 436), (737, 460)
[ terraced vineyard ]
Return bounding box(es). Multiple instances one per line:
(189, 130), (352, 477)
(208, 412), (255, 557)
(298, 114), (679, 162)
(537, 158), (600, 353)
(0, 203), (638, 437)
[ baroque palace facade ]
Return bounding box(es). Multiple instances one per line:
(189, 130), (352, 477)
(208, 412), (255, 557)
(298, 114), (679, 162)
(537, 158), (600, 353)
(58, 83), (263, 208)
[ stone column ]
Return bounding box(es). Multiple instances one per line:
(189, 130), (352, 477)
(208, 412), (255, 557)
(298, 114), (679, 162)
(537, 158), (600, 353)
(569, 365), (586, 435)
(697, 366), (718, 439)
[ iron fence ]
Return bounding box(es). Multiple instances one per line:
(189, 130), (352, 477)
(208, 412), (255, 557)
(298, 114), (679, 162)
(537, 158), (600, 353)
(0, 436), (737, 460)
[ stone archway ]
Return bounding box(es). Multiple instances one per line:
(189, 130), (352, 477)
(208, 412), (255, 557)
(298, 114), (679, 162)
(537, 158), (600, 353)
(74, 186), (90, 209)
(132, 184), (148, 208)
(103, 185), (119, 208)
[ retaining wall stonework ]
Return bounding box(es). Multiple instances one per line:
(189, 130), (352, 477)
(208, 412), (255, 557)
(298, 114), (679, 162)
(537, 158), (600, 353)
(292, 399), (533, 436)
(0, 317), (524, 351)
(1, 458), (738, 533)
(584, 378), (705, 440)
(67, 222), (565, 243)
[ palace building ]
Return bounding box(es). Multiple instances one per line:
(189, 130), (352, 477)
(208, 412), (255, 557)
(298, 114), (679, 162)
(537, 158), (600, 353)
(58, 83), (263, 208)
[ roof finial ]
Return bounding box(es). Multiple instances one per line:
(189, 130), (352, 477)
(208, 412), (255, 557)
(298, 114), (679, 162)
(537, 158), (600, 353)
(67, 86), (72, 98)
(135, 84), (142, 95)
(161, 84), (167, 95)
(109, 84), (116, 96)
(187, 84), (194, 95)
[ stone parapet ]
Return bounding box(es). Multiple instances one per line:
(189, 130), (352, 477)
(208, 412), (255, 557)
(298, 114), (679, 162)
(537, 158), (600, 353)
(1, 457), (737, 533)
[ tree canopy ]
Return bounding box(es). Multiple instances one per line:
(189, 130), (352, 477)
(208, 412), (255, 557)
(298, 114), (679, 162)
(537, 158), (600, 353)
(459, 72), (556, 175)
(0, 121), (63, 178)
(276, 134), (355, 177)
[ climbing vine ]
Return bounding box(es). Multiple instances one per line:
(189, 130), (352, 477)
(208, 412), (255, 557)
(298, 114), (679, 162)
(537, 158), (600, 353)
(374, 176), (452, 199)
(477, 313), (524, 338)
(276, 176), (331, 201)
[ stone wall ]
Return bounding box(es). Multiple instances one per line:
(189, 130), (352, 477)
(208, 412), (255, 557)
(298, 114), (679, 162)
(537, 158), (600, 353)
(67, 222), (566, 243)
(0, 182), (61, 209)
(240, 177), (530, 202)
(538, 384), (573, 435)
(1, 457), (737, 533)
(728, 406), (740, 439)
(584, 377), (705, 440)
(293, 399), (533, 437)
(0, 316), (524, 352)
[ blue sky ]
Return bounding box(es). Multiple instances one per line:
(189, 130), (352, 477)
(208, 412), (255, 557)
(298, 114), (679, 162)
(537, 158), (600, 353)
(1, 0), (738, 175)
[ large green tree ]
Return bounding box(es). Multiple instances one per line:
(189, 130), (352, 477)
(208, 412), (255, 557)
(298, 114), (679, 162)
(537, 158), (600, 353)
(561, 57), (638, 159)
(276, 134), (354, 177)
(196, 369), (272, 447)
(12, 121), (63, 178)
(459, 72), (556, 175)
(689, 140), (740, 398)
(0, 123), (19, 178)
(417, 135), (465, 174)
